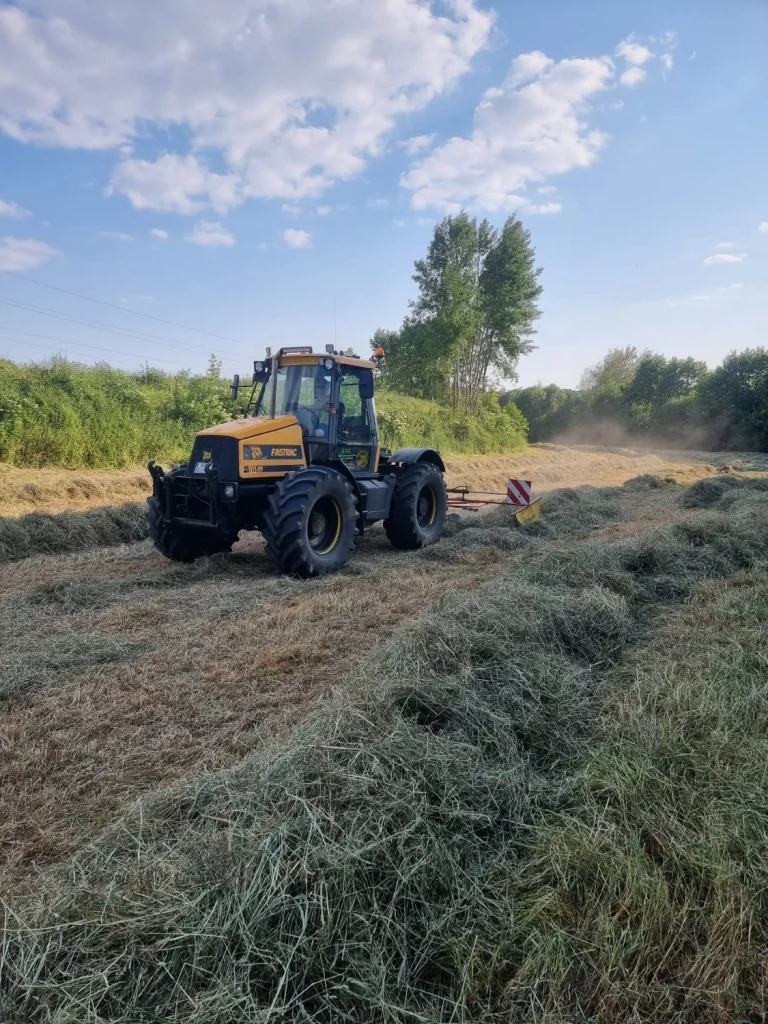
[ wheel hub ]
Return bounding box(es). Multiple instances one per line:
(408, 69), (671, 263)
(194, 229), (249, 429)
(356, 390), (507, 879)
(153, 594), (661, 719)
(307, 496), (342, 554)
(309, 510), (327, 540)
(417, 485), (436, 528)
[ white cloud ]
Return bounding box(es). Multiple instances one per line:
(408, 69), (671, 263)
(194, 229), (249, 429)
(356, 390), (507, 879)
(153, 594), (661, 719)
(108, 154), (240, 214)
(102, 229), (134, 241)
(0, 1), (493, 213)
(392, 218), (407, 227)
(616, 39), (654, 66)
(759, 222), (768, 233)
(615, 33), (675, 82)
(0, 199), (31, 218)
(716, 241), (735, 249)
(537, 185), (558, 195)
(316, 205), (332, 216)
(657, 30), (678, 48)
(528, 202), (563, 214)
(150, 228), (168, 240)
(283, 228), (312, 249)
(399, 134), (436, 155)
(703, 253), (746, 265)
(184, 220), (236, 247)
(0, 236), (58, 271)
(281, 203), (301, 215)
(620, 67), (647, 87)
(367, 198), (389, 208)
(507, 51), (554, 86)
(402, 48), (619, 212)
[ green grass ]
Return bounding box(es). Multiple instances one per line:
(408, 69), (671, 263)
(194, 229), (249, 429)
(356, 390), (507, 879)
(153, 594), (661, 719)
(0, 358), (527, 469)
(3, 479), (768, 1022)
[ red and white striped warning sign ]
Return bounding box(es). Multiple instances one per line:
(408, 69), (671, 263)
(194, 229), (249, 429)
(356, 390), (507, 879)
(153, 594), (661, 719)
(505, 479), (532, 506)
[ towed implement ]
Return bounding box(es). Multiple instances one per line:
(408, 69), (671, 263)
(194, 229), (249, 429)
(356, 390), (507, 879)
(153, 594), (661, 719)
(147, 345), (540, 577)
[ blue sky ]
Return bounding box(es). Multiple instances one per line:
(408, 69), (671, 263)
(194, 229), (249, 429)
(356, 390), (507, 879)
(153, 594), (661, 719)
(0, 0), (766, 388)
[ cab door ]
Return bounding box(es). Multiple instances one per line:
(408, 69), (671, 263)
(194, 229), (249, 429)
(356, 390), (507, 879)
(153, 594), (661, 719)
(336, 367), (376, 474)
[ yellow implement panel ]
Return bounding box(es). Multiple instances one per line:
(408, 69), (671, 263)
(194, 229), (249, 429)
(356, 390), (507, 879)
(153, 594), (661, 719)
(514, 496), (542, 526)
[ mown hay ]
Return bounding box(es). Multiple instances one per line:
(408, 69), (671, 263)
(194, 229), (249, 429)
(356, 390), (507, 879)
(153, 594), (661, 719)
(509, 565), (768, 1022)
(4, 489), (768, 1023)
(622, 472), (671, 492)
(527, 484), (623, 537)
(680, 474), (768, 509)
(0, 503), (145, 563)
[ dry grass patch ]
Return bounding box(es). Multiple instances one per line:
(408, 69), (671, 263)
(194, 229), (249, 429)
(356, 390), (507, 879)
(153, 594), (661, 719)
(0, 463), (150, 517)
(0, 529), (504, 884)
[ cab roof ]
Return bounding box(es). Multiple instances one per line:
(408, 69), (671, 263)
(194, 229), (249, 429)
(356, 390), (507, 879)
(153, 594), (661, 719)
(274, 346), (376, 370)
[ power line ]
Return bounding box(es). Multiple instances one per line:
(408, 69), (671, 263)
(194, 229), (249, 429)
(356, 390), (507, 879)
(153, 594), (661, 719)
(3, 270), (246, 345)
(0, 324), (202, 369)
(0, 296), (220, 354)
(0, 333), (143, 372)
(0, 298), (243, 364)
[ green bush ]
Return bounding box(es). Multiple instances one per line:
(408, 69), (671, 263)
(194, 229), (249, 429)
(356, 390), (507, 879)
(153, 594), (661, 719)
(377, 390), (527, 455)
(0, 358), (528, 469)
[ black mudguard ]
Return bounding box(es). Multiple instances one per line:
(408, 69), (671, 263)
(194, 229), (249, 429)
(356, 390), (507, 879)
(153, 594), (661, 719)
(387, 447), (446, 473)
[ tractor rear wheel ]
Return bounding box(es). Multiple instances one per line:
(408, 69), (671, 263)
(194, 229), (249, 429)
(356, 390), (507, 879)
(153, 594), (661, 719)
(262, 467), (356, 577)
(384, 462), (447, 550)
(145, 496), (237, 562)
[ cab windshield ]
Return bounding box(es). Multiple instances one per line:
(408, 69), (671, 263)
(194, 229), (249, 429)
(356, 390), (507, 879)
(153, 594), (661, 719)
(254, 363), (333, 438)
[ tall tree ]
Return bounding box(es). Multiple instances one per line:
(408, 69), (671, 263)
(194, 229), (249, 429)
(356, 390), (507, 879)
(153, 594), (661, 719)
(623, 354), (708, 407)
(373, 211), (542, 412)
(579, 346), (646, 393)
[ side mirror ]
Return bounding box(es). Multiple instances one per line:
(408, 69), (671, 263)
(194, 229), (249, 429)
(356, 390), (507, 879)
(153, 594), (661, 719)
(359, 368), (374, 400)
(252, 360), (269, 385)
(230, 374), (240, 401)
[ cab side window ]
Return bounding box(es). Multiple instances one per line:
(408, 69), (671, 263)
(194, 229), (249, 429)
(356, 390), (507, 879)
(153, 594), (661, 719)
(338, 371), (373, 443)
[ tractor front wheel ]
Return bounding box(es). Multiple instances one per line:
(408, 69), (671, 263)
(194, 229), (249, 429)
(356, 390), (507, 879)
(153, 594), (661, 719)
(262, 467), (356, 577)
(145, 496), (237, 562)
(384, 462), (447, 550)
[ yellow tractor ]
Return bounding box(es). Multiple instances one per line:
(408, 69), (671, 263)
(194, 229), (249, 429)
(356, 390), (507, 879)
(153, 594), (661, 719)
(147, 345), (448, 576)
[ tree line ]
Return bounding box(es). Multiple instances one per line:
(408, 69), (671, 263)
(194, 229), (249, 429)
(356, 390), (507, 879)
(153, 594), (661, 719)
(507, 345), (768, 451)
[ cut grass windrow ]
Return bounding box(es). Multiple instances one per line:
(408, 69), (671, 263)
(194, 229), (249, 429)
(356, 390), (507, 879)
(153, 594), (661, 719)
(0, 503), (145, 563)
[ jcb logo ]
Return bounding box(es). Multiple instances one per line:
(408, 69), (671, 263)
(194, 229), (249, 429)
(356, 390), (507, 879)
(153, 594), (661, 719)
(272, 447), (299, 457)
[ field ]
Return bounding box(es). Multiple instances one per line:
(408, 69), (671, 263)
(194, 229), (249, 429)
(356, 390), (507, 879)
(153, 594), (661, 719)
(2, 446), (768, 1022)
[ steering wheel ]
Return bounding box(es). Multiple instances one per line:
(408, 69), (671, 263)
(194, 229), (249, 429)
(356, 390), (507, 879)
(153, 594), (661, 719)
(297, 406), (330, 437)
(296, 407), (319, 433)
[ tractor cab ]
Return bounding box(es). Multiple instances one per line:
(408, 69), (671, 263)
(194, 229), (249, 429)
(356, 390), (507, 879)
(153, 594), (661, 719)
(238, 346), (381, 476)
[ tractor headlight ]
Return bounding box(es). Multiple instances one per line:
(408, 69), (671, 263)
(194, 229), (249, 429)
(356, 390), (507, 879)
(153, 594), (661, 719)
(253, 360), (263, 372)
(324, 358), (333, 370)
(223, 485), (235, 499)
